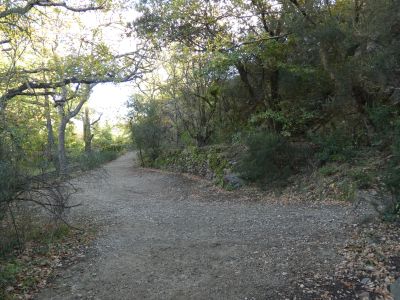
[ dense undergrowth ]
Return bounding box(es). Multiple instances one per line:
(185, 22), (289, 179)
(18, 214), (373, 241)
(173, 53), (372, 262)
(0, 123), (128, 298)
(132, 118), (400, 220)
(128, 0), (400, 221)
(0, 221), (94, 300)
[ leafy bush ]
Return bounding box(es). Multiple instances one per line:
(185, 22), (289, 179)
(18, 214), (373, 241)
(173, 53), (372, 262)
(383, 123), (400, 217)
(367, 104), (393, 133)
(75, 150), (119, 171)
(235, 132), (296, 185)
(318, 164), (338, 176)
(350, 169), (375, 189)
(130, 100), (164, 166)
(0, 162), (22, 223)
(311, 129), (356, 163)
(0, 162), (16, 201)
(336, 179), (357, 202)
(0, 261), (21, 296)
(367, 104), (395, 148)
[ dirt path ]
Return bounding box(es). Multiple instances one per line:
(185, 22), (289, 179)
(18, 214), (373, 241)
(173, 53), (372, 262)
(37, 153), (362, 300)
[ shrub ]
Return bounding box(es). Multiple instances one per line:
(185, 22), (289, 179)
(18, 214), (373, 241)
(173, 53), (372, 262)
(0, 261), (21, 296)
(318, 164), (338, 176)
(311, 129), (356, 163)
(367, 104), (393, 133)
(235, 131), (296, 185)
(350, 169), (375, 189)
(367, 104), (394, 148)
(337, 179), (357, 202)
(0, 161), (21, 222)
(75, 150), (119, 171)
(383, 122), (400, 217)
(131, 101), (164, 166)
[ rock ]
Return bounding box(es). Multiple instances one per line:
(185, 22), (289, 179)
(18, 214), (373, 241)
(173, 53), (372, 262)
(390, 88), (400, 105)
(358, 291), (370, 300)
(205, 170), (214, 180)
(223, 173), (244, 189)
(364, 265), (375, 272)
(361, 278), (371, 285)
(390, 277), (400, 300)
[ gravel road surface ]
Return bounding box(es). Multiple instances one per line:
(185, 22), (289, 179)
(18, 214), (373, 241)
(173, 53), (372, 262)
(37, 152), (360, 300)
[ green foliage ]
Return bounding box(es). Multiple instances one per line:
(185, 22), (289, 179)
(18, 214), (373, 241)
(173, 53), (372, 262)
(207, 148), (229, 186)
(93, 124), (114, 150)
(318, 164), (339, 177)
(154, 146), (230, 186)
(350, 169), (375, 189)
(250, 108), (315, 137)
(0, 162), (19, 205)
(311, 129), (356, 163)
(75, 150), (119, 171)
(0, 223), (73, 299)
(0, 261), (21, 296)
(383, 123), (400, 217)
(367, 105), (393, 133)
(235, 132), (296, 185)
(367, 104), (395, 147)
(130, 98), (164, 166)
(336, 179), (357, 202)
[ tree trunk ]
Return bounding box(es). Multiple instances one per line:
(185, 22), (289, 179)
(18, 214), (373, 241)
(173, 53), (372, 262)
(352, 82), (375, 142)
(54, 84), (92, 176)
(235, 61), (257, 104)
(56, 92), (68, 177)
(270, 69), (280, 107)
(44, 93), (56, 168)
(57, 119), (68, 176)
(83, 107), (92, 154)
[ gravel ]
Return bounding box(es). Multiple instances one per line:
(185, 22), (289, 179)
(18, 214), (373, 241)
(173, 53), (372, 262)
(36, 152), (366, 300)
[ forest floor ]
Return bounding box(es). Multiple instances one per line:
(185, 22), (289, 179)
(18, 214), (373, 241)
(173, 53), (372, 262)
(33, 153), (396, 300)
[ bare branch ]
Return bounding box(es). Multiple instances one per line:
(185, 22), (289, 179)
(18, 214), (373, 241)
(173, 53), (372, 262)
(90, 113), (103, 126)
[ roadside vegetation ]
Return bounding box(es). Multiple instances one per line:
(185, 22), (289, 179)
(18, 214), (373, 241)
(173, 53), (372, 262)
(1, 0), (399, 299)
(128, 0), (400, 220)
(0, 2), (133, 298)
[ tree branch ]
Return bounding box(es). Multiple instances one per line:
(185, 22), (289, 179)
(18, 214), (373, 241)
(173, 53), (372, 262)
(1, 71), (141, 103)
(0, 0), (105, 19)
(234, 34), (289, 48)
(288, 0), (316, 25)
(67, 96), (87, 120)
(0, 39), (11, 45)
(0, 0), (38, 19)
(90, 113), (102, 126)
(36, 1), (106, 13)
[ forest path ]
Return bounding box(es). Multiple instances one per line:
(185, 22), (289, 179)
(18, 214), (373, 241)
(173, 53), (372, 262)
(37, 152), (358, 300)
